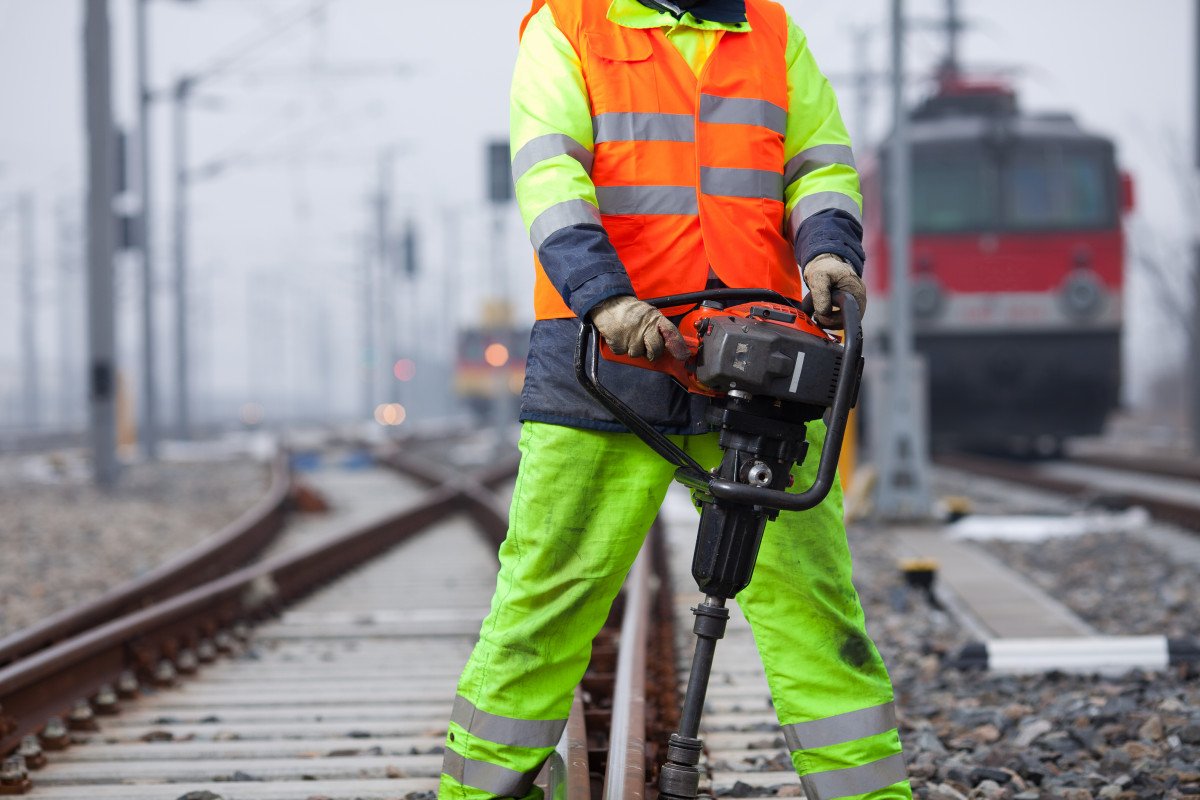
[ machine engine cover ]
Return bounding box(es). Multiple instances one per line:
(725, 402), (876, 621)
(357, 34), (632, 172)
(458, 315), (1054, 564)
(695, 316), (844, 406)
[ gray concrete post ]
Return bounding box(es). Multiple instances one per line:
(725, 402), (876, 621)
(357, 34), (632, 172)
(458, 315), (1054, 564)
(1191, 0), (1200, 453)
(135, 0), (159, 458)
(18, 192), (38, 431)
(171, 76), (192, 440)
(874, 0), (935, 519)
(84, 0), (119, 487)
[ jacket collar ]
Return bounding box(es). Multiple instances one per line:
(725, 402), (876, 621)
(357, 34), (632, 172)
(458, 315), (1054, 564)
(612, 0), (749, 30)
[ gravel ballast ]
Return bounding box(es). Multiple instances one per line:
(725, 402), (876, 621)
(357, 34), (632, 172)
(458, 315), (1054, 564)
(935, 461), (1200, 638)
(980, 532), (1199, 638)
(848, 523), (1200, 800)
(701, 511), (1200, 799)
(872, 466), (1199, 799)
(0, 455), (271, 638)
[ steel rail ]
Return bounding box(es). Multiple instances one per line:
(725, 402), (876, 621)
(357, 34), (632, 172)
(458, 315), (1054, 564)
(1069, 451), (1200, 483)
(0, 451), (292, 668)
(0, 450), (516, 762)
(0, 424), (472, 670)
(543, 690), (592, 799)
(380, 448), (519, 548)
(936, 452), (1200, 532)
(604, 544), (652, 800)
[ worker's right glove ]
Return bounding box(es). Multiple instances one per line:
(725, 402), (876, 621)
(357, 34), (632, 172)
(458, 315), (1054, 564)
(590, 295), (690, 362)
(803, 254), (868, 329)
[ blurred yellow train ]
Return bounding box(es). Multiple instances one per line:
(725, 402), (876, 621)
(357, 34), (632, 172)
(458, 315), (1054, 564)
(455, 327), (529, 416)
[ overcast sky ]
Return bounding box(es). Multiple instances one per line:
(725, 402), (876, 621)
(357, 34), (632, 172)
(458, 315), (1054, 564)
(0, 0), (1195, 427)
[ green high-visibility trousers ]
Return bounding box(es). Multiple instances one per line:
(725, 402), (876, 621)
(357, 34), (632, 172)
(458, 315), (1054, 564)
(439, 422), (910, 800)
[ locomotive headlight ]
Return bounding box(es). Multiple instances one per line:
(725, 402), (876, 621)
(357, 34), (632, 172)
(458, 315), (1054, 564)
(912, 277), (944, 318)
(1059, 270), (1104, 318)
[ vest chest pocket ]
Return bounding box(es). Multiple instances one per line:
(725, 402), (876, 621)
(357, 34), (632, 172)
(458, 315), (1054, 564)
(582, 31), (659, 115)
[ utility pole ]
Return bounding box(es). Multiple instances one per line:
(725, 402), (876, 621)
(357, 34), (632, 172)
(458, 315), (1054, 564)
(171, 75), (193, 439)
(375, 150), (396, 404)
(84, 0), (119, 487)
(942, 0), (963, 78)
(314, 296), (332, 419)
(17, 193), (38, 431)
(400, 215), (419, 353)
(442, 206), (462, 416)
(135, 0), (159, 458)
(873, 0), (933, 519)
(360, 235), (376, 419)
(485, 141), (513, 314)
(849, 26), (874, 149)
(56, 199), (78, 429)
(485, 141), (516, 434)
(442, 207), (461, 359)
(1191, 0), (1200, 453)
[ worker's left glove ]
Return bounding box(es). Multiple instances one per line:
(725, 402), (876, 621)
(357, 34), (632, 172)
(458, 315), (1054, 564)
(590, 295), (690, 362)
(803, 254), (867, 329)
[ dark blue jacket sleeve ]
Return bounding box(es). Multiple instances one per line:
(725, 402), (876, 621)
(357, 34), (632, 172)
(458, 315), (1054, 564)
(537, 223), (636, 319)
(794, 209), (866, 277)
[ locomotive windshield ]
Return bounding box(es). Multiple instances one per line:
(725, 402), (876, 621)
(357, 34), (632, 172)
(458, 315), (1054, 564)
(911, 140), (1117, 234)
(911, 148), (1000, 233)
(1003, 145), (1114, 230)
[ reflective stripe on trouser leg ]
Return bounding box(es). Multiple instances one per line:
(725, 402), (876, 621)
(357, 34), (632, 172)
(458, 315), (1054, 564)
(440, 422), (677, 800)
(683, 426), (912, 800)
(784, 703), (907, 799)
(442, 750), (542, 799)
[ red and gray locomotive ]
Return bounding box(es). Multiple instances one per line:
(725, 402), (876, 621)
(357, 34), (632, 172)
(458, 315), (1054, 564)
(863, 74), (1131, 454)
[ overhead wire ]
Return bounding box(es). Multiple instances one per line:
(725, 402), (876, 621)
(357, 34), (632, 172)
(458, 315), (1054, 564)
(183, 0), (331, 87)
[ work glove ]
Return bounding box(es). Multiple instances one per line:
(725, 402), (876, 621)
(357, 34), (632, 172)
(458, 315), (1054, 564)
(802, 254), (868, 329)
(590, 295), (690, 362)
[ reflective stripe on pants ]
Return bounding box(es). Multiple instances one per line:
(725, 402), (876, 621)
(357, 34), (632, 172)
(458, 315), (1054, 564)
(783, 702), (907, 799)
(450, 695), (568, 750)
(782, 702), (898, 751)
(442, 750), (541, 798)
(801, 753), (909, 800)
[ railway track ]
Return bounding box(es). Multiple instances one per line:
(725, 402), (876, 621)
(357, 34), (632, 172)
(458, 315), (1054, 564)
(8, 433), (1198, 797)
(0, 434), (679, 798)
(935, 450), (1200, 532)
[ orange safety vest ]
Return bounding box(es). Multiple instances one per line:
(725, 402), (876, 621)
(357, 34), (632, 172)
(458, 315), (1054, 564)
(521, 0), (800, 320)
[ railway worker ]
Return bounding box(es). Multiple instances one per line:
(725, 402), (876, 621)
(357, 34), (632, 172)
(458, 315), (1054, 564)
(440, 0), (908, 798)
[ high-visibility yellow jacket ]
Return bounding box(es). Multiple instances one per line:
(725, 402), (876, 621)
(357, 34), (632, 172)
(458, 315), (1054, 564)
(512, 0), (864, 321)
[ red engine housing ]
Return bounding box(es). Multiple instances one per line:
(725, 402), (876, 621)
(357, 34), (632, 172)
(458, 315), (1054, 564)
(600, 301), (837, 397)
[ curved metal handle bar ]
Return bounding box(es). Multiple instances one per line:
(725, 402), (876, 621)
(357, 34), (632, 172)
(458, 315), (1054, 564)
(573, 290), (863, 513)
(799, 294), (816, 318)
